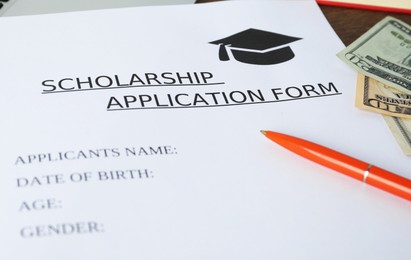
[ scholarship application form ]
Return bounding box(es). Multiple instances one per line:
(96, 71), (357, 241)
(0, 1), (409, 259)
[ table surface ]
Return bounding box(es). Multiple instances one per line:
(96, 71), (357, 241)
(195, 0), (411, 46)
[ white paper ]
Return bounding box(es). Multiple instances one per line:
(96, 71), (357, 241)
(0, 1), (410, 259)
(0, 0), (195, 16)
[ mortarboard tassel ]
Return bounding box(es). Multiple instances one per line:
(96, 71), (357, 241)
(218, 44), (230, 61)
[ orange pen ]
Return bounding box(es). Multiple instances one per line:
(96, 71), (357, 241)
(261, 130), (411, 201)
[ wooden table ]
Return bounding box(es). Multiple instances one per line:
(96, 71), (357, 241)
(195, 0), (411, 46)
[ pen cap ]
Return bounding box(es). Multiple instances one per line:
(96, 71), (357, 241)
(367, 166), (411, 201)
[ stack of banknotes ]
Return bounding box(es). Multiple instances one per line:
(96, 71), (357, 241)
(338, 16), (411, 156)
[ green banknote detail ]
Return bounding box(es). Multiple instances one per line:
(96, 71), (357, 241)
(383, 115), (411, 156)
(338, 16), (411, 94)
(356, 74), (411, 119)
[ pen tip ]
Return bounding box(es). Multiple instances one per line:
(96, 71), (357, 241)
(260, 130), (267, 135)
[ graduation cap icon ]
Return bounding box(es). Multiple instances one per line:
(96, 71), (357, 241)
(209, 28), (302, 65)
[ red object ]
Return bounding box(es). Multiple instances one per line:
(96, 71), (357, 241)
(262, 130), (411, 201)
(316, 0), (411, 14)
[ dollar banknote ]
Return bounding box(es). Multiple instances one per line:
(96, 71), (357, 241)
(383, 115), (411, 156)
(337, 16), (411, 94)
(356, 74), (411, 119)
